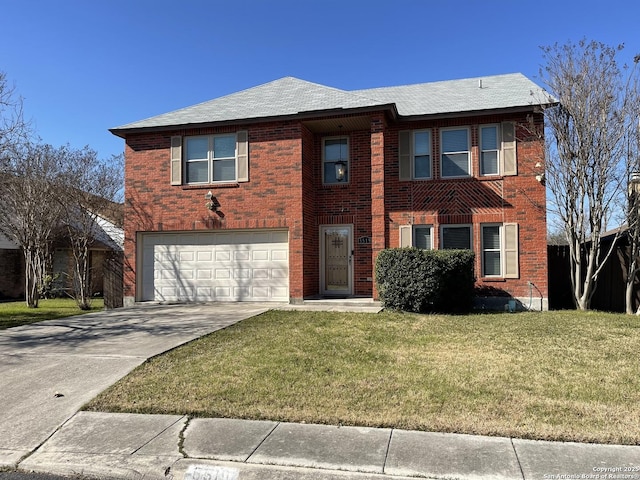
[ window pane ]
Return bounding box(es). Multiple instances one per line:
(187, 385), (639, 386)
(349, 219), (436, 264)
(481, 151), (498, 175)
(481, 126), (498, 150)
(442, 129), (468, 152)
(186, 160), (208, 183)
(442, 226), (471, 249)
(414, 155), (431, 178)
(483, 226), (501, 249)
(213, 159), (236, 181)
(484, 251), (501, 276)
(324, 161), (338, 183)
(414, 227), (432, 250)
(186, 137), (208, 161)
(414, 131), (430, 155)
(325, 138), (347, 162)
(442, 153), (469, 177)
(213, 135), (236, 158)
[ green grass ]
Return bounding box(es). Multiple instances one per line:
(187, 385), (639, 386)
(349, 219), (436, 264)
(85, 309), (640, 444)
(0, 297), (105, 329)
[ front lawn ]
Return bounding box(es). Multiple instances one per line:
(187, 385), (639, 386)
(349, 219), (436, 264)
(85, 309), (640, 444)
(0, 298), (105, 330)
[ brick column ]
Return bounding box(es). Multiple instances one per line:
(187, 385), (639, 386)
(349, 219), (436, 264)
(370, 115), (386, 300)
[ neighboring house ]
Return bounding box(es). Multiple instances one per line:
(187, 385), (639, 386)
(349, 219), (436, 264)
(111, 74), (552, 309)
(0, 232), (22, 299)
(0, 205), (124, 303)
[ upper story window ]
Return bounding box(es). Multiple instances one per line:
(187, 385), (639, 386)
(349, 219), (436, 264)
(413, 130), (431, 179)
(398, 129), (431, 180)
(169, 131), (248, 186)
(441, 128), (470, 178)
(185, 134), (237, 184)
(323, 137), (349, 184)
(480, 125), (499, 176)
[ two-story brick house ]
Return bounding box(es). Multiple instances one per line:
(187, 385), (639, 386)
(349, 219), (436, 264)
(111, 74), (551, 309)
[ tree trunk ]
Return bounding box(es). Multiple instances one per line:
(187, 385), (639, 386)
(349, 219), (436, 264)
(23, 247), (40, 308)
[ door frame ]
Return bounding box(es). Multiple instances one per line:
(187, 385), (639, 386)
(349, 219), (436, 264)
(319, 224), (354, 297)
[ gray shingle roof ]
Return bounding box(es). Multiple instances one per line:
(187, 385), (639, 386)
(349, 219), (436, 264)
(355, 73), (552, 117)
(111, 73), (551, 134)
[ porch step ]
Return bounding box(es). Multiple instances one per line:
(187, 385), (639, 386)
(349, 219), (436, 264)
(276, 297), (383, 313)
(301, 298), (381, 307)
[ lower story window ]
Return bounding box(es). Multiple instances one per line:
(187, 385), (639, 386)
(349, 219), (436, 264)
(441, 225), (472, 250)
(399, 225), (433, 249)
(481, 223), (519, 278)
(482, 225), (502, 276)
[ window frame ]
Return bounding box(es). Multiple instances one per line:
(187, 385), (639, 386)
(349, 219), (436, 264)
(413, 225), (433, 250)
(413, 129), (432, 180)
(440, 127), (471, 178)
(440, 224), (473, 250)
(481, 223), (503, 277)
(480, 124), (500, 176)
(184, 133), (238, 185)
(322, 136), (350, 185)
(399, 224), (433, 249)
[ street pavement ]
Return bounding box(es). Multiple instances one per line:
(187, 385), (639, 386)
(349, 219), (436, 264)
(1, 302), (639, 480)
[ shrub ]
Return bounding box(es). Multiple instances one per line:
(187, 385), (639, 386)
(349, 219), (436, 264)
(375, 248), (475, 313)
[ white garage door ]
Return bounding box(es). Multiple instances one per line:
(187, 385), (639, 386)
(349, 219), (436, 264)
(140, 230), (289, 302)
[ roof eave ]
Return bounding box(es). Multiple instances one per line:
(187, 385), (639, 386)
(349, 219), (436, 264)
(397, 103), (556, 122)
(110, 104), (398, 138)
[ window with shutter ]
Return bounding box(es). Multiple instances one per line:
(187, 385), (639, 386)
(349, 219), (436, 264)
(398, 131), (411, 181)
(504, 223), (519, 278)
(480, 223), (519, 278)
(399, 225), (412, 247)
(399, 130), (431, 180)
(399, 225), (433, 249)
(180, 132), (247, 185)
(501, 122), (517, 176)
(170, 136), (182, 185)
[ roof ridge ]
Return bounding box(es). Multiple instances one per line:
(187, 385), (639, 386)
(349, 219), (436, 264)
(353, 72), (526, 93)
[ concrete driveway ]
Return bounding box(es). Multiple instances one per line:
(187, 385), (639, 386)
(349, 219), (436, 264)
(0, 303), (271, 467)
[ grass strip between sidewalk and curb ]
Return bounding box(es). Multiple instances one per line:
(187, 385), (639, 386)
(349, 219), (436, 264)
(84, 309), (640, 445)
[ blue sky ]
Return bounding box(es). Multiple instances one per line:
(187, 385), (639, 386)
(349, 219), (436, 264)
(2, 0), (639, 161)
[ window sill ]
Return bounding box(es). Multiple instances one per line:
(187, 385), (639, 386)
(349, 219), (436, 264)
(480, 277), (506, 282)
(181, 183), (240, 190)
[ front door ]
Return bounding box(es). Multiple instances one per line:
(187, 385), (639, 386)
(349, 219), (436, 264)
(320, 225), (353, 296)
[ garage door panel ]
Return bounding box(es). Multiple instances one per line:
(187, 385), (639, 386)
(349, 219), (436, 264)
(141, 230), (289, 302)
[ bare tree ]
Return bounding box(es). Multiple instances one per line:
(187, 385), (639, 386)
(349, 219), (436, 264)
(0, 143), (67, 307)
(624, 109), (640, 314)
(540, 40), (639, 310)
(56, 147), (123, 309)
(0, 71), (29, 160)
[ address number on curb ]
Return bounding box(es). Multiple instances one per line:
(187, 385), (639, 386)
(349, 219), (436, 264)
(185, 465), (240, 480)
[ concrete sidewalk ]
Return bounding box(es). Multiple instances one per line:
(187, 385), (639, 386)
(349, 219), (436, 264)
(18, 411), (640, 480)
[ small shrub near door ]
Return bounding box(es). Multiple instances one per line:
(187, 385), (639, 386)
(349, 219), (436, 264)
(375, 248), (475, 313)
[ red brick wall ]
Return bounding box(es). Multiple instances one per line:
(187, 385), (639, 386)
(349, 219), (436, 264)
(123, 110), (547, 304)
(124, 121), (305, 300)
(383, 112), (547, 300)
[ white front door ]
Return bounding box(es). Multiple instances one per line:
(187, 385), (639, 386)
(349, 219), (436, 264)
(320, 225), (353, 296)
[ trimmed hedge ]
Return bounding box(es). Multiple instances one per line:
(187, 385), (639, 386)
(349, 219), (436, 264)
(375, 248), (475, 313)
